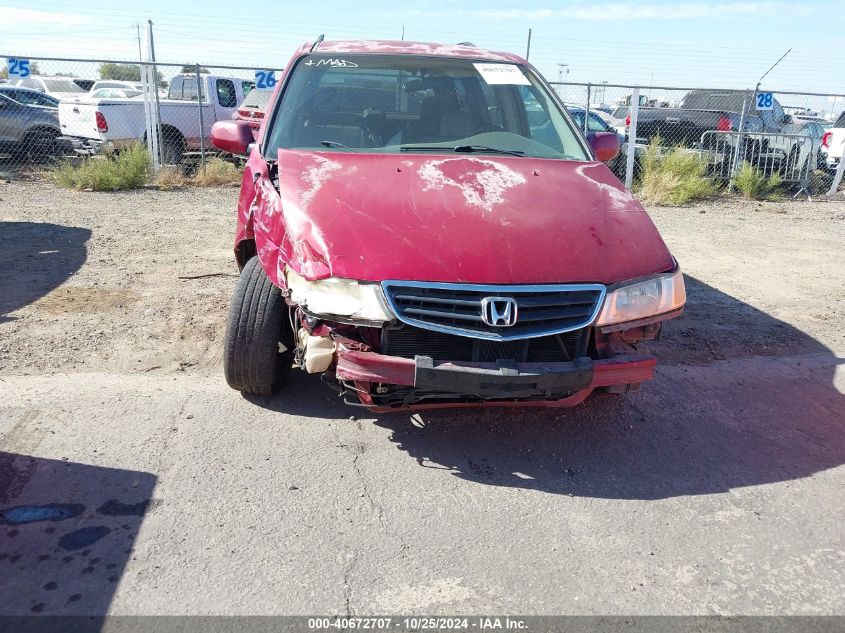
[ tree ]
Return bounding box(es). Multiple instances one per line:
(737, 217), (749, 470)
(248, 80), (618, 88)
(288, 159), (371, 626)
(98, 62), (166, 89)
(99, 63), (141, 81)
(181, 65), (209, 74)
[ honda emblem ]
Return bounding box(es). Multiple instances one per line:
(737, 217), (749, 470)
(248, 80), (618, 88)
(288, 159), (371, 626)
(480, 296), (518, 327)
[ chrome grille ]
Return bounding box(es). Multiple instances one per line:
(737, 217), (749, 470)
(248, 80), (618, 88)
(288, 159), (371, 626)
(382, 325), (585, 362)
(381, 281), (605, 341)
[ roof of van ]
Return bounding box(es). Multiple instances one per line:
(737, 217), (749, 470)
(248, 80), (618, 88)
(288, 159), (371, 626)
(295, 40), (526, 64)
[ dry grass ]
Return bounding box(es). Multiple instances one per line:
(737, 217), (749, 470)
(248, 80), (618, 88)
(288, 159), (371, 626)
(732, 162), (782, 200)
(636, 140), (717, 206)
(154, 166), (186, 189)
(51, 144), (150, 191)
(191, 158), (242, 187)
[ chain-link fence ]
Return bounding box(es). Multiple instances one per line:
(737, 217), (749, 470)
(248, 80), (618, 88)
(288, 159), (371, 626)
(2, 55), (844, 197)
(550, 81), (845, 197)
(0, 55), (282, 175)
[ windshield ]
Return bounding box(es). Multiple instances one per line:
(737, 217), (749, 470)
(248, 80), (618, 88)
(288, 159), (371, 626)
(241, 88), (271, 110)
(43, 79), (84, 93)
(264, 54), (588, 160)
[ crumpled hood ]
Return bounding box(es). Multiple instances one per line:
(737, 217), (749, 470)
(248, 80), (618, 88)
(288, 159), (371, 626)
(271, 149), (675, 284)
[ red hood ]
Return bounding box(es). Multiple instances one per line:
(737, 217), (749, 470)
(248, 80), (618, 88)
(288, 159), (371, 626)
(271, 149), (674, 284)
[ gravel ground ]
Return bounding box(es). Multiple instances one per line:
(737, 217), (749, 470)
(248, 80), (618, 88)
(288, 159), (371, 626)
(0, 181), (843, 616)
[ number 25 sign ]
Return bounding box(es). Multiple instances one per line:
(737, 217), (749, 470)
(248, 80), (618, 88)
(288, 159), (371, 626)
(7, 58), (31, 78)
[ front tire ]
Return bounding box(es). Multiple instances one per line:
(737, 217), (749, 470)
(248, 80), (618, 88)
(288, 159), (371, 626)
(223, 257), (293, 395)
(21, 129), (59, 162)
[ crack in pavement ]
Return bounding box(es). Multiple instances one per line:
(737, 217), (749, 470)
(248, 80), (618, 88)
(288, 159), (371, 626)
(333, 425), (413, 617)
(342, 549), (359, 619)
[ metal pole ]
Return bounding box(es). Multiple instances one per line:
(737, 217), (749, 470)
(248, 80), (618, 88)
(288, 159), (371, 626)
(525, 28), (532, 61)
(148, 20), (163, 166)
(585, 83), (591, 135)
(625, 88), (639, 190)
(730, 90), (750, 187)
(196, 63), (206, 173)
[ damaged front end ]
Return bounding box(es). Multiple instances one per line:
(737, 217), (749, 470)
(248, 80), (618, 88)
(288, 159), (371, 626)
(284, 272), (684, 411)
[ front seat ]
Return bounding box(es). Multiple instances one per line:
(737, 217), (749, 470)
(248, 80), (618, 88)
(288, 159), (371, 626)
(402, 96), (446, 144)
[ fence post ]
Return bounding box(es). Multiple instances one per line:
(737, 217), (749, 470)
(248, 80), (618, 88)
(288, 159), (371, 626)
(625, 88), (640, 190)
(584, 83), (591, 135)
(196, 63), (206, 173)
(729, 90), (750, 189)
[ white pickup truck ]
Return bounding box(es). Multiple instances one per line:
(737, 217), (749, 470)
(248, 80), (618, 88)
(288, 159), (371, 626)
(58, 74), (253, 163)
(821, 111), (845, 174)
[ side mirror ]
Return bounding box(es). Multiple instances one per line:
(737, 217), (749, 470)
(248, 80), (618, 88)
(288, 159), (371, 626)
(211, 120), (254, 156)
(587, 131), (620, 162)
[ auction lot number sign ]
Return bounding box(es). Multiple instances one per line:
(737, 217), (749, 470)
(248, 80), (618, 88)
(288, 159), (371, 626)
(6, 58), (31, 78)
(755, 92), (774, 110)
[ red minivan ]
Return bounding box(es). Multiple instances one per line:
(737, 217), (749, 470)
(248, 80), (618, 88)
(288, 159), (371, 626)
(211, 40), (685, 411)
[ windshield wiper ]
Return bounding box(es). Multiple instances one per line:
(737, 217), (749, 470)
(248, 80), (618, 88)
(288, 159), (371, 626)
(399, 145), (453, 152)
(320, 141), (354, 150)
(454, 145), (524, 157)
(399, 144), (524, 157)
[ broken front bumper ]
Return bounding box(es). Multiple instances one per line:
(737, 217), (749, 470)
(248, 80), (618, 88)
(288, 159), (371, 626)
(335, 349), (656, 411)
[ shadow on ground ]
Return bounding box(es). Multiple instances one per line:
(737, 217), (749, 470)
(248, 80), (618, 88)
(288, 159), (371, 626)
(0, 221), (91, 322)
(0, 452), (156, 618)
(253, 275), (845, 500)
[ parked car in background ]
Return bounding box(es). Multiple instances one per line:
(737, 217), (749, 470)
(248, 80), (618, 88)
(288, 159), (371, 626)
(211, 39), (685, 409)
(634, 90), (787, 147)
(89, 88), (143, 99)
(567, 106), (644, 179)
(234, 87), (271, 138)
(73, 78), (96, 92)
(821, 111), (845, 173)
(58, 74), (252, 164)
(770, 118), (828, 174)
(0, 85), (59, 109)
(89, 80), (144, 93)
(12, 75), (86, 100)
(0, 85), (66, 159)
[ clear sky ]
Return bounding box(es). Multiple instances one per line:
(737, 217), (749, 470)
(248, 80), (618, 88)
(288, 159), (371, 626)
(1, 0), (843, 98)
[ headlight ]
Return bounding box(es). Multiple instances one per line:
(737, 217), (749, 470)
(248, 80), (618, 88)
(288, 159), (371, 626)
(285, 269), (394, 323)
(596, 269), (685, 326)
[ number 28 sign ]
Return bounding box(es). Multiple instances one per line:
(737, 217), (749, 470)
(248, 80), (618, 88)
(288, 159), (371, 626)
(755, 92), (774, 111)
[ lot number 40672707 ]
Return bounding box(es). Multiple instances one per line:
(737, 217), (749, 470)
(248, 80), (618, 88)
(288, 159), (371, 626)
(6, 58), (31, 78)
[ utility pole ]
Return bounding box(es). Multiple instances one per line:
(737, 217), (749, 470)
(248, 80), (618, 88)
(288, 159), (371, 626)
(401, 25), (404, 41)
(557, 63), (569, 83)
(525, 28), (532, 60)
(144, 20), (163, 167)
(135, 23), (142, 62)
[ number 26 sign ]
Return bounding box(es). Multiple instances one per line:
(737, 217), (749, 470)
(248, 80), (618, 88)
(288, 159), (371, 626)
(255, 70), (276, 91)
